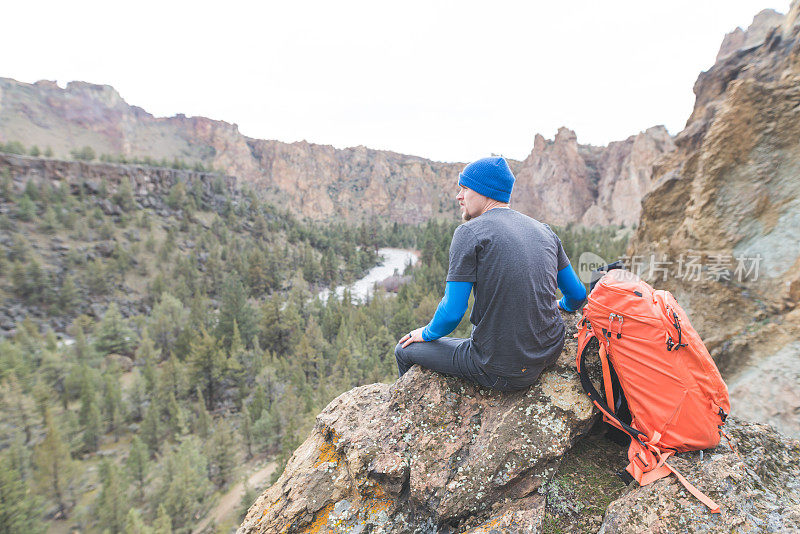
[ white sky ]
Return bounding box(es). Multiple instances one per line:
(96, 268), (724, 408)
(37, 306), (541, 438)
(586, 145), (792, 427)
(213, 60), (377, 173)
(1, 1), (790, 162)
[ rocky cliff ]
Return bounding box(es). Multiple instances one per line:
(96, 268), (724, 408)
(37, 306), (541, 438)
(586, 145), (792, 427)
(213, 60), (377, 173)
(513, 126), (675, 227)
(239, 313), (800, 533)
(0, 152), (237, 200)
(0, 78), (672, 225)
(629, 1), (800, 439)
(238, 313), (598, 533)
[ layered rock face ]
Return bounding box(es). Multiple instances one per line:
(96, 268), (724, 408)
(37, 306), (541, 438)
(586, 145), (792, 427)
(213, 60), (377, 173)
(0, 152), (237, 199)
(238, 312), (599, 533)
(514, 126), (675, 227)
(0, 78), (673, 225)
(630, 2), (800, 437)
(0, 78), (461, 223)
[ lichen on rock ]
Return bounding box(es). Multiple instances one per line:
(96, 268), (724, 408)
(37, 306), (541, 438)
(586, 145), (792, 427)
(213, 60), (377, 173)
(599, 418), (800, 533)
(237, 312), (599, 533)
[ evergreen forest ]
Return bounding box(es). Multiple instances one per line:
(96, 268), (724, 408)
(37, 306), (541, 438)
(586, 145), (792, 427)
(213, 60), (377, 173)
(0, 152), (629, 533)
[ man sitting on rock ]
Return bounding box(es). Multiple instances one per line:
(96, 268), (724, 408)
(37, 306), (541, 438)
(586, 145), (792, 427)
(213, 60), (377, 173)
(395, 156), (586, 391)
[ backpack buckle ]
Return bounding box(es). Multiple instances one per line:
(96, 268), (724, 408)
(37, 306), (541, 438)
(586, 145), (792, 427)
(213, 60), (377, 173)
(617, 469), (634, 485)
(609, 313), (624, 339)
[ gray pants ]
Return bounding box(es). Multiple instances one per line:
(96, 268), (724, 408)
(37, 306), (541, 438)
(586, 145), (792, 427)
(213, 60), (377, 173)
(394, 337), (538, 392)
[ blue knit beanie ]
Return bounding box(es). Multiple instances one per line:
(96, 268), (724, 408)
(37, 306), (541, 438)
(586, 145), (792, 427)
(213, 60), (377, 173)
(458, 156), (515, 203)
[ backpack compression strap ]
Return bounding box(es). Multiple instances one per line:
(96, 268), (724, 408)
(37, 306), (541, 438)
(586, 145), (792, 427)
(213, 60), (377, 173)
(626, 435), (722, 514)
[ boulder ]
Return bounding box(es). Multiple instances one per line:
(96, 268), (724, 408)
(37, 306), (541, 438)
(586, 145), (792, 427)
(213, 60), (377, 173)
(599, 418), (800, 533)
(238, 312), (599, 533)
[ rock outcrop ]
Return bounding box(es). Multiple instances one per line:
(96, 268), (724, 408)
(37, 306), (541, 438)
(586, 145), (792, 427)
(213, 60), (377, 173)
(629, 0), (800, 438)
(514, 126), (675, 227)
(599, 418), (800, 533)
(0, 152), (237, 199)
(238, 312), (599, 533)
(240, 322), (800, 533)
(582, 126), (676, 227)
(1, 78), (673, 226)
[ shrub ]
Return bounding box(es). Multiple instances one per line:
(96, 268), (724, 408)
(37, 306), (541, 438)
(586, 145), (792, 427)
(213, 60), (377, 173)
(70, 146), (96, 161)
(1, 141), (26, 155)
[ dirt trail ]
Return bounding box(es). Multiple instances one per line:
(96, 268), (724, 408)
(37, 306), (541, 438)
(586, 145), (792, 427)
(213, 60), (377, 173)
(193, 461), (276, 533)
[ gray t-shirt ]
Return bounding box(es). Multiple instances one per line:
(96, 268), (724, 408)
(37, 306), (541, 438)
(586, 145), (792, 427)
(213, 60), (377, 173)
(447, 208), (569, 378)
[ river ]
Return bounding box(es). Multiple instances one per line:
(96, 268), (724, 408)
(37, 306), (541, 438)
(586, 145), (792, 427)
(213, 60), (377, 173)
(318, 248), (420, 303)
(55, 248), (421, 348)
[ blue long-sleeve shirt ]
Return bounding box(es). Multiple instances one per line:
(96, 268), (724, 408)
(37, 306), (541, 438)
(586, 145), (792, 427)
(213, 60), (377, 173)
(557, 264), (587, 312)
(421, 265), (586, 341)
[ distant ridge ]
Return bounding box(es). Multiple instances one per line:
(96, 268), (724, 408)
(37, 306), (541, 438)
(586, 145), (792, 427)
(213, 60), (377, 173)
(0, 77), (672, 224)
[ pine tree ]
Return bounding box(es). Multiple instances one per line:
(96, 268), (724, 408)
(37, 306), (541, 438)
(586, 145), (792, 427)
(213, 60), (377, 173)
(238, 476), (258, 523)
(295, 317), (329, 383)
(253, 403), (281, 454)
(94, 302), (136, 356)
(216, 273), (256, 349)
(127, 372), (148, 422)
(152, 504), (172, 534)
(82, 393), (102, 453)
(10, 262), (27, 300)
(258, 296), (282, 354)
(157, 354), (187, 401)
(135, 334), (157, 393)
(15, 195), (35, 222)
(240, 405), (254, 460)
(147, 293), (188, 359)
(70, 322), (93, 364)
(102, 374), (123, 435)
(0, 374), (36, 444)
(141, 399), (161, 455)
(207, 418), (235, 488)
(59, 275), (80, 314)
(246, 249), (270, 296)
(112, 178), (135, 212)
(126, 435), (149, 502)
(32, 410), (74, 519)
(189, 329), (228, 410)
(248, 384), (267, 424)
(96, 459), (127, 533)
(165, 393), (187, 439)
(152, 437), (210, 530)
(123, 508), (152, 534)
(86, 258), (109, 295)
(193, 387), (212, 440)
(39, 207), (58, 234)
(0, 450), (46, 533)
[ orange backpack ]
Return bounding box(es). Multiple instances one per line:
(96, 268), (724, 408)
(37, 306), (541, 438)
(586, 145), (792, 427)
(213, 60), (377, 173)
(575, 268), (730, 513)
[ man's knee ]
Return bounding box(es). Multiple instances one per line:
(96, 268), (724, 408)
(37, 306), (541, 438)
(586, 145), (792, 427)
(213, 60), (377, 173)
(394, 342), (407, 362)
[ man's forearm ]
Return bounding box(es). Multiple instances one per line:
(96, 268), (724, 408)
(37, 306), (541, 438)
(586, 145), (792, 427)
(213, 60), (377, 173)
(557, 264), (587, 312)
(422, 281), (472, 341)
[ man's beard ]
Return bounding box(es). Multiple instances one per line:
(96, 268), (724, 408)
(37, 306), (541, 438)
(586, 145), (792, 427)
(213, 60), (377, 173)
(462, 212), (472, 222)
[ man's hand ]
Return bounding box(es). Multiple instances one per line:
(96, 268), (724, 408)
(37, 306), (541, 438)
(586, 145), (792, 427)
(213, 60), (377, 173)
(399, 327), (426, 348)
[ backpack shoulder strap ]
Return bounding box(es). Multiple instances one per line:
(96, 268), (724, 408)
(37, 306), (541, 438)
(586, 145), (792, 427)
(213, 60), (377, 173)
(576, 325), (646, 446)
